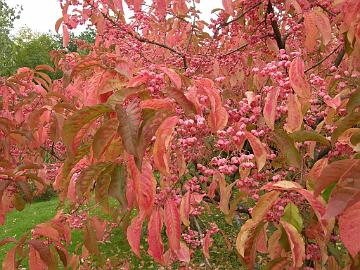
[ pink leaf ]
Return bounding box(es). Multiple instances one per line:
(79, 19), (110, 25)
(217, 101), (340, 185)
(280, 221), (305, 268)
(62, 25), (70, 48)
(164, 198), (181, 252)
(245, 131), (267, 171)
(179, 190), (191, 226)
(222, 0), (233, 15)
(202, 231), (213, 259)
(284, 94), (303, 133)
(159, 67), (182, 89)
(148, 208), (164, 263)
(289, 58), (311, 99)
(127, 213), (145, 257)
(263, 87), (280, 130)
(314, 8), (332, 46)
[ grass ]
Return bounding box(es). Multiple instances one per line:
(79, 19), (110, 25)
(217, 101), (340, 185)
(0, 197), (247, 269)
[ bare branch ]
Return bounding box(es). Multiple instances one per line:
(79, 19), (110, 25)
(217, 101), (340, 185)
(266, 0), (285, 50)
(305, 44), (342, 73)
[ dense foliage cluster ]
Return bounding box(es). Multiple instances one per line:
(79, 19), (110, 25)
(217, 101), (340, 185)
(1, 0), (360, 269)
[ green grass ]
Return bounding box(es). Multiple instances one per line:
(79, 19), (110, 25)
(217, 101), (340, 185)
(0, 197), (247, 269)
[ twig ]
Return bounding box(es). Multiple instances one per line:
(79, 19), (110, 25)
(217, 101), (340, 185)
(220, 43), (248, 57)
(84, 0), (188, 69)
(316, 4), (337, 17)
(186, 0), (197, 52)
(334, 48), (345, 68)
(40, 146), (65, 162)
(305, 44), (342, 73)
(266, 0), (285, 50)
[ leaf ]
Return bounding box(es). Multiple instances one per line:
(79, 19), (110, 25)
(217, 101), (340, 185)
(62, 24), (70, 47)
(127, 213), (145, 257)
(280, 221), (305, 268)
(159, 67), (182, 89)
(140, 99), (173, 111)
(236, 219), (265, 270)
(29, 246), (47, 270)
(202, 231), (213, 259)
(28, 240), (57, 270)
(332, 111), (360, 144)
(148, 208), (164, 263)
(307, 158), (328, 187)
(245, 131), (267, 171)
(281, 203), (303, 233)
(77, 162), (113, 196)
(251, 191), (280, 221)
(108, 164), (127, 205)
(33, 223), (61, 242)
(263, 87), (280, 130)
(303, 11), (318, 51)
(2, 246), (16, 270)
(271, 130), (302, 168)
(225, 191), (247, 224)
(314, 159), (360, 196)
(217, 172), (236, 215)
(92, 118), (118, 159)
(222, 0), (233, 15)
(179, 190), (191, 226)
(153, 116), (178, 175)
(284, 94), (303, 133)
(347, 89), (360, 112)
(339, 200), (360, 258)
(164, 87), (196, 116)
(164, 198), (181, 252)
(263, 257), (289, 270)
(289, 57), (311, 99)
(116, 100), (141, 157)
(314, 7), (332, 45)
(351, 129), (360, 145)
(63, 105), (112, 151)
(289, 130), (329, 145)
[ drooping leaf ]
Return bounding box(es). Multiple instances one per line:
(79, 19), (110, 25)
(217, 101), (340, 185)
(108, 164), (127, 206)
(222, 0), (233, 15)
(164, 197), (181, 252)
(116, 100), (142, 157)
(284, 94), (303, 133)
(263, 257), (289, 270)
(236, 219), (265, 270)
(279, 221), (305, 268)
(289, 57), (311, 99)
(245, 131), (267, 171)
(251, 191), (280, 221)
(28, 240), (57, 270)
(351, 129), (360, 145)
(159, 67), (182, 89)
(63, 105), (112, 151)
(313, 8), (332, 45)
(164, 87), (196, 116)
(263, 87), (280, 130)
(271, 130), (302, 168)
(217, 172), (236, 215)
(2, 246), (16, 270)
(347, 89), (360, 112)
(281, 203), (303, 233)
(339, 200), (360, 258)
(303, 11), (318, 51)
(202, 231), (213, 259)
(148, 207), (164, 263)
(127, 213), (145, 257)
(179, 190), (191, 226)
(314, 159), (360, 196)
(289, 130), (330, 145)
(92, 118), (118, 159)
(332, 111), (360, 144)
(153, 116), (178, 175)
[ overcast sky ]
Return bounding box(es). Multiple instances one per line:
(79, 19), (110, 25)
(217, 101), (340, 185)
(10, 0), (222, 34)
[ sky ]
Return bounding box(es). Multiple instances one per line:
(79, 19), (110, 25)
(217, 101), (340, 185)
(10, 0), (222, 35)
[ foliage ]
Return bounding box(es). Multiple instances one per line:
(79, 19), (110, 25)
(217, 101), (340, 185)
(1, 0), (360, 269)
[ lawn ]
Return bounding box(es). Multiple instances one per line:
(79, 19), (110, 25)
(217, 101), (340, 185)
(0, 197), (246, 269)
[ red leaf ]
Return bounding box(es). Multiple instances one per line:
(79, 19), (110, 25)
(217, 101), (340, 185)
(140, 98), (174, 111)
(222, 0), (233, 15)
(128, 73), (150, 87)
(284, 94), (303, 133)
(179, 190), (191, 226)
(263, 87), (280, 130)
(153, 116), (178, 175)
(303, 11), (318, 51)
(251, 191), (280, 221)
(202, 231), (213, 259)
(2, 246), (16, 270)
(127, 213), (145, 257)
(339, 200), (360, 258)
(175, 242), (191, 263)
(217, 172), (236, 215)
(245, 131), (267, 171)
(159, 67), (182, 89)
(147, 208), (164, 263)
(314, 8), (332, 46)
(29, 246), (47, 270)
(62, 25), (70, 48)
(33, 223), (60, 242)
(289, 58), (311, 99)
(280, 221), (305, 268)
(164, 198), (181, 252)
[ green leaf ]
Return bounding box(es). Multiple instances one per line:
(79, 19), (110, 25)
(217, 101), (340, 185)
(271, 130), (302, 168)
(63, 104), (112, 149)
(289, 130), (329, 145)
(109, 164), (127, 207)
(332, 111), (360, 144)
(350, 129), (360, 145)
(92, 118), (118, 159)
(281, 203), (303, 233)
(347, 89), (360, 112)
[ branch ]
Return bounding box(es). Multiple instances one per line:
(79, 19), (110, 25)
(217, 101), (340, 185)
(85, 0), (188, 69)
(305, 44), (342, 73)
(316, 4), (338, 17)
(266, 0), (285, 50)
(40, 146), (65, 162)
(220, 43), (248, 57)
